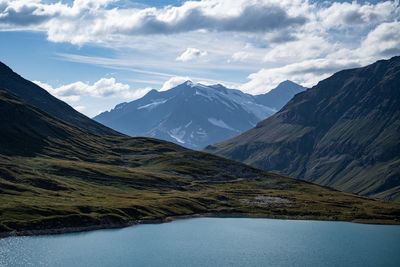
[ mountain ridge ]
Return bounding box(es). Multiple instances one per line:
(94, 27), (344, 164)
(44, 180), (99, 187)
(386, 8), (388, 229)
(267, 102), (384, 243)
(95, 80), (304, 149)
(207, 56), (400, 201)
(255, 80), (305, 111)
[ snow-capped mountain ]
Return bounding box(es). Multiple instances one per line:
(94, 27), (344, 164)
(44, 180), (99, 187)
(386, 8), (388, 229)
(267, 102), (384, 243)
(94, 81), (304, 149)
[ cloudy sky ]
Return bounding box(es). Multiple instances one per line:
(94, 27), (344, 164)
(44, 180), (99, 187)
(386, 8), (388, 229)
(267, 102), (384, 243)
(0, 0), (399, 117)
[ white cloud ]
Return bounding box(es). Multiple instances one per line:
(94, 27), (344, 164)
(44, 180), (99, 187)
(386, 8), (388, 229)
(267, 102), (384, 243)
(318, 1), (399, 28)
(60, 95), (81, 103)
(359, 21), (400, 57)
(73, 105), (86, 112)
(0, 0), (307, 45)
(263, 35), (336, 63)
(176, 48), (208, 62)
(4, 0), (400, 97)
(160, 76), (191, 91)
(240, 17), (400, 95)
(122, 87), (153, 100)
(231, 51), (251, 62)
(240, 58), (362, 94)
(34, 80), (81, 102)
(34, 77), (151, 101)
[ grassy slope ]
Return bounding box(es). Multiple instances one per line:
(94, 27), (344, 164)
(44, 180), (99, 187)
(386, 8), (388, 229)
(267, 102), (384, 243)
(2, 148), (400, 235)
(0, 90), (400, 236)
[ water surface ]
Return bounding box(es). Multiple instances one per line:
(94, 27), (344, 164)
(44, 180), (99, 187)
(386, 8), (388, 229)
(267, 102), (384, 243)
(1, 218), (399, 267)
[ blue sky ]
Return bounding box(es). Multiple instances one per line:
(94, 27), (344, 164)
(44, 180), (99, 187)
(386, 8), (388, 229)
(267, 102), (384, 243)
(0, 0), (399, 117)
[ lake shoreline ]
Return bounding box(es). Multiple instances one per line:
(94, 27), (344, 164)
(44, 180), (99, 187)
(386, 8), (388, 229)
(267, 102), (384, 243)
(1, 212), (399, 239)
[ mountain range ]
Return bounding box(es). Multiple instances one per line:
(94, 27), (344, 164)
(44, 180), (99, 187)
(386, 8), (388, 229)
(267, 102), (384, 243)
(208, 56), (400, 201)
(94, 80), (304, 149)
(1, 61), (399, 236)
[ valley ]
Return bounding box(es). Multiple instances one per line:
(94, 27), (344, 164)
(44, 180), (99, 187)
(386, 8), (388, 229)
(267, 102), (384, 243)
(0, 78), (398, 236)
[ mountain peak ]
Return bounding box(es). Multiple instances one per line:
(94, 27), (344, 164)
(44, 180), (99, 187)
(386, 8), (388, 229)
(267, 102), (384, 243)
(95, 81), (278, 149)
(254, 80), (305, 110)
(183, 80), (195, 87)
(275, 80), (305, 90)
(146, 88), (159, 95)
(279, 80), (300, 86)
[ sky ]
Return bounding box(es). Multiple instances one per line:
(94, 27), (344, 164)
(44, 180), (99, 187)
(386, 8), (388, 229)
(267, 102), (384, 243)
(0, 0), (399, 117)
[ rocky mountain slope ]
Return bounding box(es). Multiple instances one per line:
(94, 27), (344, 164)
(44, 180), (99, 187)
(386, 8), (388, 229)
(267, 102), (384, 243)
(95, 81), (304, 149)
(207, 56), (400, 201)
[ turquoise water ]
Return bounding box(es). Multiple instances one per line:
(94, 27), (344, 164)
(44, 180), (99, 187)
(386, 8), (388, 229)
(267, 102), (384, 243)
(1, 218), (399, 267)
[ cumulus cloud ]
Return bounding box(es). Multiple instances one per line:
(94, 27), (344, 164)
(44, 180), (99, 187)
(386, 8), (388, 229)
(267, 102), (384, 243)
(0, 2), (48, 26)
(34, 77), (151, 101)
(160, 76), (191, 91)
(263, 35), (336, 63)
(240, 58), (362, 94)
(233, 1), (400, 94)
(360, 21), (400, 57)
(241, 16), (400, 95)
(318, 1), (399, 28)
(176, 48), (207, 62)
(0, 0), (307, 44)
(4, 0), (400, 96)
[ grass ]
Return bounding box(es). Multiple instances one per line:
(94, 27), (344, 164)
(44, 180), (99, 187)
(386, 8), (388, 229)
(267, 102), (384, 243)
(0, 89), (399, 236)
(1, 151), (400, 236)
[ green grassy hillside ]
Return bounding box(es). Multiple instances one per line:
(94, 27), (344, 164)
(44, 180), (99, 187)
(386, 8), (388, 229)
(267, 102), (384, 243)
(0, 89), (399, 236)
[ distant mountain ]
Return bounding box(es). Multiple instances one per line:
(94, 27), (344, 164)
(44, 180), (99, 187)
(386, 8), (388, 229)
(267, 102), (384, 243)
(207, 56), (400, 201)
(95, 81), (304, 149)
(255, 80), (305, 110)
(0, 62), (119, 136)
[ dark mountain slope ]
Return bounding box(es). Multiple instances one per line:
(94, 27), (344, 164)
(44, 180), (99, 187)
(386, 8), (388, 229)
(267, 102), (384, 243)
(1, 89), (400, 236)
(0, 89), (71, 156)
(0, 89), (112, 158)
(208, 56), (400, 201)
(0, 62), (119, 136)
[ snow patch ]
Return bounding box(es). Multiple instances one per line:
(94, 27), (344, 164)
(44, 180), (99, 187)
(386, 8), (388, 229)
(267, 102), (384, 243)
(194, 84), (273, 119)
(185, 120), (192, 128)
(137, 99), (167, 110)
(196, 127), (207, 136)
(114, 103), (127, 111)
(169, 127), (186, 144)
(208, 118), (238, 132)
